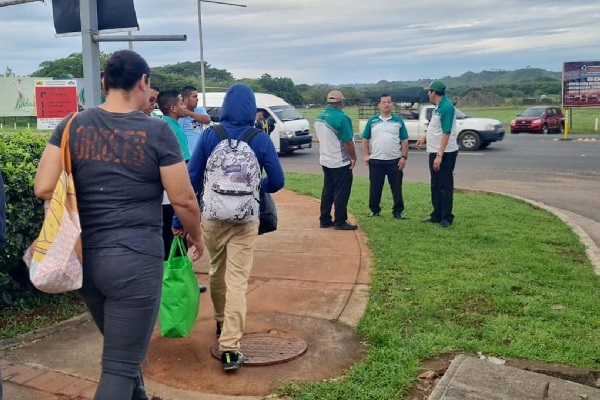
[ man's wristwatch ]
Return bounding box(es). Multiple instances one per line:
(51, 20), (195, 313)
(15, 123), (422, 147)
(401, 155), (408, 160)
(436, 152), (443, 157)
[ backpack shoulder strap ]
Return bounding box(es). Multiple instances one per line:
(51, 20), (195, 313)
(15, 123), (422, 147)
(240, 127), (262, 144)
(213, 124), (229, 141)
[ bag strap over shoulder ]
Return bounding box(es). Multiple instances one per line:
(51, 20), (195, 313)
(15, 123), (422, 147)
(61, 113), (78, 174)
(212, 125), (261, 149)
(212, 124), (229, 141)
(240, 127), (262, 144)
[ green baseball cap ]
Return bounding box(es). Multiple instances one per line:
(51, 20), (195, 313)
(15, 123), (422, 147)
(428, 80), (446, 94)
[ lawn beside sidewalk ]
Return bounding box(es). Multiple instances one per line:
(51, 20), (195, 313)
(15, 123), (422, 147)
(279, 173), (599, 400)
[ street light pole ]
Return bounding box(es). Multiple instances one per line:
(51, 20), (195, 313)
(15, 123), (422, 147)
(197, 0), (206, 108)
(196, 0), (246, 109)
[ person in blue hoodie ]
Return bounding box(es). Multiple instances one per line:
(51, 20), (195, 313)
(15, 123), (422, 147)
(173, 83), (284, 371)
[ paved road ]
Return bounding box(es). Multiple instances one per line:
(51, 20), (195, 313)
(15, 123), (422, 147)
(279, 133), (600, 244)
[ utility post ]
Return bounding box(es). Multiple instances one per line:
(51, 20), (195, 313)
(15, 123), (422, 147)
(197, 0), (246, 108)
(81, 0), (102, 107)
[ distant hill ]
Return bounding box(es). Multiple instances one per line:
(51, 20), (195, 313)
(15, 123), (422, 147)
(345, 68), (561, 89)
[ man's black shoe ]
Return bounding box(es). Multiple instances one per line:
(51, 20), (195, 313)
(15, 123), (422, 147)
(439, 220), (452, 228)
(221, 351), (244, 371)
(368, 211), (380, 217)
(334, 223), (358, 231)
(320, 221), (334, 228)
(198, 285), (207, 293)
(421, 217), (440, 223)
(393, 212), (406, 220)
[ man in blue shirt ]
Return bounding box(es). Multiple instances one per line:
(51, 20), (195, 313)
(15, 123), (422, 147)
(178, 86), (211, 154)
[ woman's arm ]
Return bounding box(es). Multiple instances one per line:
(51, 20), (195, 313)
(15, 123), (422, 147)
(34, 144), (62, 200)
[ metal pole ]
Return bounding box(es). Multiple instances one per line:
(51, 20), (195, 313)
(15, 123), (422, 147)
(128, 31), (133, 50)
(198, 0), (207, 108)
(0, 0), (43, 7)
(196, 0), (245, 108)
(94, 34), (187, 42)
(81, 0), (101, 107)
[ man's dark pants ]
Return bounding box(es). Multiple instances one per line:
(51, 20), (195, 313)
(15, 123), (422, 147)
(320, 165), (353, 226)
(368, 158), (404, 214)
(428, 151), (458, 223)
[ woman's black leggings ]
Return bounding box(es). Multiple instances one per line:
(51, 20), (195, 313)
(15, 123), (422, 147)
(79, 247), (162, 400)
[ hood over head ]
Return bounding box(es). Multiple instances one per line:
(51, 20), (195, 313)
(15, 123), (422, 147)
(220, 83), (256, 137)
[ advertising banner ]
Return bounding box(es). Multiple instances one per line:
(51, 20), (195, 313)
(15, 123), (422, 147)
(0, 77), (38, 117)
(35, 80), (79, 130)
(562, 61), (600, 108)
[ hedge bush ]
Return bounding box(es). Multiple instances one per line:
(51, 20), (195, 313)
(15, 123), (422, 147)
(0, 131), (48, 307)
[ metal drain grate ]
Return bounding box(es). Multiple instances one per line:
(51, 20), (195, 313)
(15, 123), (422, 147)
(210, 330), (308, 366)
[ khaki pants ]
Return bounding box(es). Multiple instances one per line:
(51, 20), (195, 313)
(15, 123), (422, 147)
(201, 219), (259, 352)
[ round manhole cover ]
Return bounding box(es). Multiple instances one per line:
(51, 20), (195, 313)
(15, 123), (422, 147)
(210, 330), (307, 366)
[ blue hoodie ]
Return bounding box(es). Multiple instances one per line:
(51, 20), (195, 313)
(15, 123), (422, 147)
(173, 83), (285, 229)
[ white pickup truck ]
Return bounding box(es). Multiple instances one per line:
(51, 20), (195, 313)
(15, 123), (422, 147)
(358, 104), (505, 151)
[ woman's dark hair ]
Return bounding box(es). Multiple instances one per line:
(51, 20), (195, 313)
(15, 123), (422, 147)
(103, 50), (150, 92)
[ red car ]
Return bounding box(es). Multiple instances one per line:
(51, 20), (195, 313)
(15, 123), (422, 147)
(510, 106), (564, 134)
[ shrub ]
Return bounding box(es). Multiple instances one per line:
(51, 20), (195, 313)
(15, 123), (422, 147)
(0, 131), (48, 306)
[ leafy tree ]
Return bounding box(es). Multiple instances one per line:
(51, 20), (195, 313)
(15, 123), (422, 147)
(152, 61), (233, 83)
(258, 74), (303, 105)
(31, 52), (111, 78)
(234, 78), (264, 93)
(339, 86), (361, 104)
(149, 70), (198, 93)
(2, 67), (15, 77)
(302, 84), (333, 105)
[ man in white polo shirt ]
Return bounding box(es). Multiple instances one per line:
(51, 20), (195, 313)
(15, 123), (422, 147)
(314, 90), (358, 230)
(416, 80), (458, 227)
(362, 93), (409, 219)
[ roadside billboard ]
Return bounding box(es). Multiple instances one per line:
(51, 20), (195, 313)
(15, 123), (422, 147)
(34, 80), (78, 130)
(0, 77), (38, 117)
(562, 61), (600, 107)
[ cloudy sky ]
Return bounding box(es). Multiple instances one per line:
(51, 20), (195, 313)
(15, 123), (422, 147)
(1, 0), (599, 85)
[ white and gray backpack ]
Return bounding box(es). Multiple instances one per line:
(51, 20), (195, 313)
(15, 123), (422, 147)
(201, 125), (262, 223)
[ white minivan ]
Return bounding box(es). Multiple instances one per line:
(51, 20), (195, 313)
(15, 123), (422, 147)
(203, 92), (312, 154)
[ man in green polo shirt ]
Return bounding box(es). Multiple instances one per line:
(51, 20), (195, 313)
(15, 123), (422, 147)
(362, 93), (409, 220)
(416, 80), (458, 228)
(314, 90), (358, 230)
(157, 90), (190, 161)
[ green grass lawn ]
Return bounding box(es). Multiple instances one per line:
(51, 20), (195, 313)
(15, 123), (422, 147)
(278, 173), (599, 400)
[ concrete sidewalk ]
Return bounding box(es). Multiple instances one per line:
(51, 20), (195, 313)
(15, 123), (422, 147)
(1, 189), (599, 399)
(1, 189), (371, 399)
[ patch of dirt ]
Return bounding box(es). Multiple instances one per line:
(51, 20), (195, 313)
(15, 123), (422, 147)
(403, 353), (600, 400)
(144, 312), (367, 396)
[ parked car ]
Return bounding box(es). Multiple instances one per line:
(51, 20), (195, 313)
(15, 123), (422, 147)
(510, 106), (564, 134)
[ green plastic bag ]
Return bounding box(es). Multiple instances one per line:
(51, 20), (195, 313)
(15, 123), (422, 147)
(159, 236), (199, 338)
